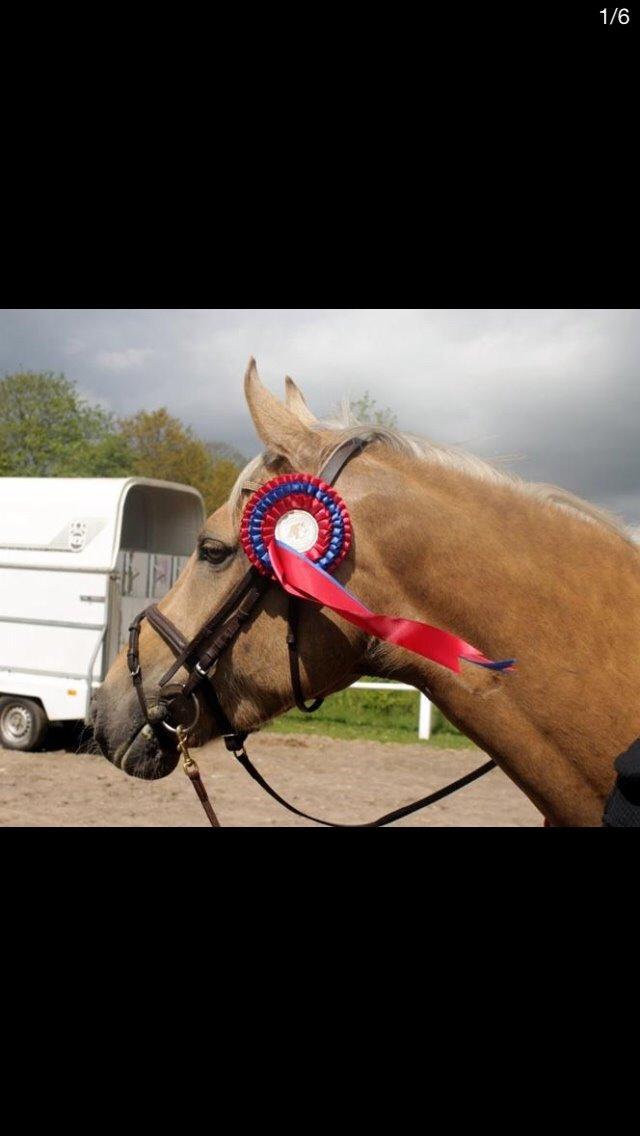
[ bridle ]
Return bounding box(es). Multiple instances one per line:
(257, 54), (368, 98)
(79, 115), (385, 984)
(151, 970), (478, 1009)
(126, 437), (496, 826)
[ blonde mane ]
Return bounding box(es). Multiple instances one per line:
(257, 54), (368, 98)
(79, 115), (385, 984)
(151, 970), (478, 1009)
(232, 407), (633, 544)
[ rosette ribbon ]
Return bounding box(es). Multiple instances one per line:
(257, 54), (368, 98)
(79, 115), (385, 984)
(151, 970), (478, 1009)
(269, 541), (515, 675)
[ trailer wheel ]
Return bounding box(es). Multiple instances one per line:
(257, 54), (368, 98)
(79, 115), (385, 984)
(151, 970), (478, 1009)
(0, 697), (48, 751)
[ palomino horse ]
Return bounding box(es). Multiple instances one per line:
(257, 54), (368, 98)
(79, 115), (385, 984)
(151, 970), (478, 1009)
(92, 360), (640, 826)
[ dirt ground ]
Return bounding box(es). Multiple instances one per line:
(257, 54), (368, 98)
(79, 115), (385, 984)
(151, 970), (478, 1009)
(0, 731), (542, 827)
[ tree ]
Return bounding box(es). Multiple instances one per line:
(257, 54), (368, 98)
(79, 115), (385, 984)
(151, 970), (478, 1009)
(0, 371), (120, 477)
(85, 432), (136, 477)
(118, 408), (238, 514)
(208, 458), (243, 510)
(348, 391), (398, 428)
(118, 407), (213, 486)
(205, 442), (246, 511)
(206, 440), (247, 467)
(0, 371), (245, 513)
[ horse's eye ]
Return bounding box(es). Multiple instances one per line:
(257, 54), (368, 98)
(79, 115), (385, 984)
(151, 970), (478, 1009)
(199, 539), (234, 566)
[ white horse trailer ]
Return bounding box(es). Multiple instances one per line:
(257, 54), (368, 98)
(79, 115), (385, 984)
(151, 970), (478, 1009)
(0, 478), (205, 750)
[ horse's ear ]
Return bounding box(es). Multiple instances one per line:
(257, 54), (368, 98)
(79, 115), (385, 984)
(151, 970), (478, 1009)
(285, 376), (317, 426)
(244, 358), (319, 468)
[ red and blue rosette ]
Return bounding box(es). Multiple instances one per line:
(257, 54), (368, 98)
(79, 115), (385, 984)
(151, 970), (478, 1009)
(241, 473), (352, 578)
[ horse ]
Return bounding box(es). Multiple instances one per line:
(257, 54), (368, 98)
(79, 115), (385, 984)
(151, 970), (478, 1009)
(92, 359), (640, 826)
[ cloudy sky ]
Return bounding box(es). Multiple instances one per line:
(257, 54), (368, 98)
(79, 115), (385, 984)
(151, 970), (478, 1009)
(1, 308), (639, 519)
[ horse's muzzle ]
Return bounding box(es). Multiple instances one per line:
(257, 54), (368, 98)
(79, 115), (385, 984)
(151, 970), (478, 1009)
(91, 685), (181, 781)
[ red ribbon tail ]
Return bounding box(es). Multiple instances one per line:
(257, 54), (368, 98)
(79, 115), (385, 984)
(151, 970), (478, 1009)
(269, 541), (511, 675)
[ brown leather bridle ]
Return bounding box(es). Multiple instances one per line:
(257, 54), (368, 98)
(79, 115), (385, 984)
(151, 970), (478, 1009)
(125, 437), (496, 826)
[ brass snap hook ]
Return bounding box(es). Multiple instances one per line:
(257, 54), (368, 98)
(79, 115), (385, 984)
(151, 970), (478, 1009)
(176, 724), (198, 774)
(176, 723), (221, 828)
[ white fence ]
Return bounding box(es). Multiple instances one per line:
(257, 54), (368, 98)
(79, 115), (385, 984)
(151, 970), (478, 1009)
(350, 681), (432, 740)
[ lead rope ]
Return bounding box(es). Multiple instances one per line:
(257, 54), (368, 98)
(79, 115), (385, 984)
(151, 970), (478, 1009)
(177, 725), (221, 828)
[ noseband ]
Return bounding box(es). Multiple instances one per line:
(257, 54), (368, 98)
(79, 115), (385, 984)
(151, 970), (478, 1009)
(126, 436), (496, 826)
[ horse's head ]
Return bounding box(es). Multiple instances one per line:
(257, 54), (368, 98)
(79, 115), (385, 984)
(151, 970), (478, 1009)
(92, 360), (394, 780)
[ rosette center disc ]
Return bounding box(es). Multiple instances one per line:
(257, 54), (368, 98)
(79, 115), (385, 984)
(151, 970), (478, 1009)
(274, 510), (319, 553)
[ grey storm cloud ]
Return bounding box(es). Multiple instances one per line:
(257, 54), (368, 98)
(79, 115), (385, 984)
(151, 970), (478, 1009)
(1, 308), (639, 519)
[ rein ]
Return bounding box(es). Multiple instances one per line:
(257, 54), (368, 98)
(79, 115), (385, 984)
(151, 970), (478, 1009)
(126, 437), (497, 827)
(178, 723), (496, 828)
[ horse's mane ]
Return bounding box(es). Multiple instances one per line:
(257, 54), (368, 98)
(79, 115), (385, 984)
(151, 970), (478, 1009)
(315, 407), (634, 545)
(231, 407), (633, 545)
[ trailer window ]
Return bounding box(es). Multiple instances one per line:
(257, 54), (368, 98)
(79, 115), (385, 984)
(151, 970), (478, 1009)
(171, 555), (189, 585)
(151, 554), (172, 599)
(120, 551), (151, 597)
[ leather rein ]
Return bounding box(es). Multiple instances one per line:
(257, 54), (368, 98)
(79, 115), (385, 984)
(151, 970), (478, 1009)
(126, 437), (496, 826)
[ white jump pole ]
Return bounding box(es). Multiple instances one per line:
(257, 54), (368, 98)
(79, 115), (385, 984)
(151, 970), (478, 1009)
(350, 682), (432, 741)
(418, 693), (432, 740)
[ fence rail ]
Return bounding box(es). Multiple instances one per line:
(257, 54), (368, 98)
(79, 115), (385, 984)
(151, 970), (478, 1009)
(350, 681), (432, 740)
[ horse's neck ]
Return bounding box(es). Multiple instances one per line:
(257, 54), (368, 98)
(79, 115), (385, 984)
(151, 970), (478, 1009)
(364, 460), (640, 825)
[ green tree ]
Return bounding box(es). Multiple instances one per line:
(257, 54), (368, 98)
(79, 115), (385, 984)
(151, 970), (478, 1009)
(85, 432), (135, 476)
(348, 390), (398, 428)
(0, 370), (121, 476)
(0, 371), (246, 511)
(117, 408), (237, 515)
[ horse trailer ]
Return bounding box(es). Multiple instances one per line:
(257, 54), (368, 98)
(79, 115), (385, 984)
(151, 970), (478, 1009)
(0, 478), (205, 750)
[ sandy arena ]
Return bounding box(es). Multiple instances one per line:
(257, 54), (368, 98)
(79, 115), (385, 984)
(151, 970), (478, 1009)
(0, 732), (542, 826)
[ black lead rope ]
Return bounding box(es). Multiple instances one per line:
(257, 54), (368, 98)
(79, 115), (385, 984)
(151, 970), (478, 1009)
(232, 747), (497, 828)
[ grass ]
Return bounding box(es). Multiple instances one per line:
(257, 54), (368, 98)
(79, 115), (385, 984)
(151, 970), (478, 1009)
(264, 684), (475, 747)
